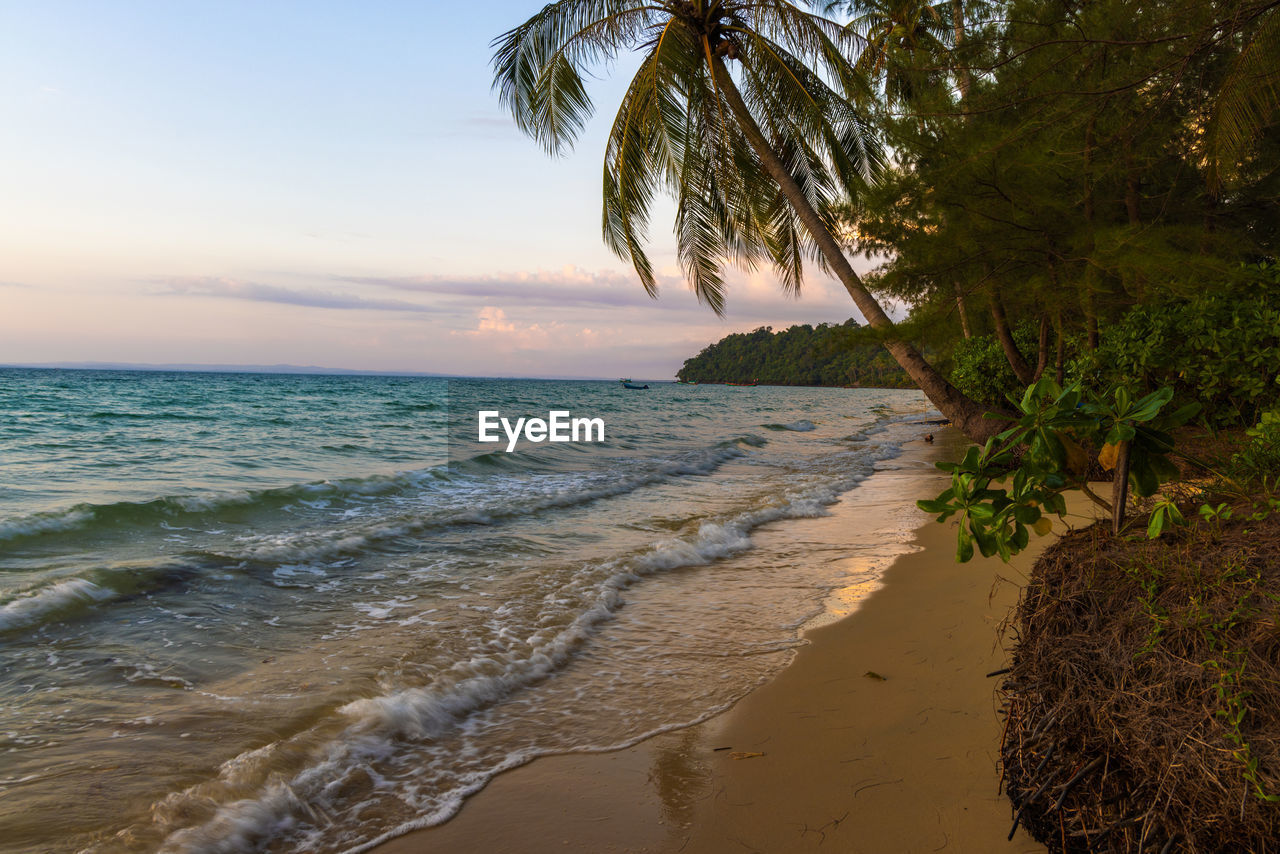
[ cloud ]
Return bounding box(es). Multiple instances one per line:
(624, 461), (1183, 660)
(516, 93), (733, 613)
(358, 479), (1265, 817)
(463, 113), (517, 130)
(336, 264), (863, 320)
(146, 261), (897, 373)
(474, 306), (515, 333)
(339, 267), (680, 310)
(454, 306), (564, 351)
(410, 111), (524, 141)
(155, 277), (436, 313)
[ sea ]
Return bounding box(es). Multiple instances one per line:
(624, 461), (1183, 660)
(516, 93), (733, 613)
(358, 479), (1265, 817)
(0, 368), (936, 853)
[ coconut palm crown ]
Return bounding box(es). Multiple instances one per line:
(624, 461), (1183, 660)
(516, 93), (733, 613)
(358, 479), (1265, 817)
(832, 0), (955, 108)
(493, 0), (999, 439)
(493, 0), (881, 313)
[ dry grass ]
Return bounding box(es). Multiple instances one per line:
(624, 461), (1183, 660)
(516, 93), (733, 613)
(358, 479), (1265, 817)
(998, 505), (1280, 853)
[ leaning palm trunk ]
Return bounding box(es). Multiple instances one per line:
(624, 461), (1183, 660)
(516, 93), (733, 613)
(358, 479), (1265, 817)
(710, 57), (998, 441)
(493, 0), (1002, 443)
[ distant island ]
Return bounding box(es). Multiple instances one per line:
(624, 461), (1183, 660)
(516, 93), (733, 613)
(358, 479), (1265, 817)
(675, 319), (913, 388)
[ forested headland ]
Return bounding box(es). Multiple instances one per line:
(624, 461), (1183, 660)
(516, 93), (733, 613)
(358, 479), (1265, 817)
(675, 320), (912, 387)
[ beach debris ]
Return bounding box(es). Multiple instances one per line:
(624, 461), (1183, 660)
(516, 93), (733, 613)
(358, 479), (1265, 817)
(712, 746), (732, 751)
(924, 433), (934, 443)
(852, 777), (903, 797)
(728, 751), (765, 760)
(1007, 746), (1065, 840)
(999, 513), (1280, 851)
(863, 670), (887, 681)
(798, 811), (849, 843)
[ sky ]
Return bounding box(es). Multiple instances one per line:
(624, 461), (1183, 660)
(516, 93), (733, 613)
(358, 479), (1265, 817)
(0, 1), (883, 379)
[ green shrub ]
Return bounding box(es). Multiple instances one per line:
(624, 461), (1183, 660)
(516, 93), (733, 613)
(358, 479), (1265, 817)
(950, 322), (1039, 409)
(1074, 264), (1280, 426)
(1230, 408), (1280, 485)
(919, 378), (1197, 562)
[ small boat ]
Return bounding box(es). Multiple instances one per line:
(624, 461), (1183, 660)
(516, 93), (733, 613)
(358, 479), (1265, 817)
(622, 382), (650, 390)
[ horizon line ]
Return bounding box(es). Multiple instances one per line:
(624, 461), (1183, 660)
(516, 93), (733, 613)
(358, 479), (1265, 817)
(0, 361), (669, 382)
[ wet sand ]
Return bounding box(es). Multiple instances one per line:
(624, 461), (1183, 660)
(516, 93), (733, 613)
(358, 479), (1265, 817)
(371, 430), (1095, 854)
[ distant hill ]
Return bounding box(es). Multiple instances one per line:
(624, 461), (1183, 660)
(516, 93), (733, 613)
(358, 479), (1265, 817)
(676, 319), (914, 388)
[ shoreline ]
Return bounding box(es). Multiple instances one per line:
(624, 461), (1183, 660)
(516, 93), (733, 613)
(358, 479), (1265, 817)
(369, 429), (1089, 854)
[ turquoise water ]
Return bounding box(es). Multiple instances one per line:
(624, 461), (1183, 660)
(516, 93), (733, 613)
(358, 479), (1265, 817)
(0, 369), (933, 853)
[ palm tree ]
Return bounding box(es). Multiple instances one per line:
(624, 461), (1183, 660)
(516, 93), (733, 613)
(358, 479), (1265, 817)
(1205, 4), (1280, 192)
(827, 0), (979, 342)
(492, 0), (997, 440)
(837, 0), (954, 109)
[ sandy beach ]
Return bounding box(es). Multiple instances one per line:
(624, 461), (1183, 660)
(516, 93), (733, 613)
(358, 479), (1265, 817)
(370, 430), (1100, 854)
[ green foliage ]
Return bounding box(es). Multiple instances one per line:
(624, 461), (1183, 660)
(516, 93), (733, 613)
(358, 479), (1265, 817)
(918, 378), (1198, 562)
(1193, 560), (1280, 803)
(843, 0), (1277, 408)
(1210, 648), (1279, 803)
(949, 323), (1040, 409)
(1199, 502), (1236, 532)
(1148, 496), (1187, 539)
(1247, 495), (1280, 522)
(1129, 552), (1279, 803)
(676, 319), (912, 387)
(1205, 7), (1280, 191)
(1125, 560), (1169, 656)
(1073, 265), (1280, 426)
(1230, 407), (1280, 485)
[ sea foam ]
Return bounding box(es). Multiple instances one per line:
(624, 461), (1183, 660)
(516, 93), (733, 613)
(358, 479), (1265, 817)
(142, 433), (907, 854)
(0, 578), (117, 632)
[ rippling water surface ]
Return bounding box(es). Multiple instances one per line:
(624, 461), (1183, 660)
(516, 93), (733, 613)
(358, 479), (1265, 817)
(0, 368), (932, 853)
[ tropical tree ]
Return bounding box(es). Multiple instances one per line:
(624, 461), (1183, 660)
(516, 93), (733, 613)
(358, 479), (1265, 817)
(492, 0), (1000, 440)
(840, 0), (1279, 391)
(836, 0), (954, 109)
(825, 0), (981, 342)
(1205, 3), (1280, 192)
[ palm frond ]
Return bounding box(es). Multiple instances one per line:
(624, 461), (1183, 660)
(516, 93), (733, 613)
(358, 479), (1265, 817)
(492, 1), (660, 153)
(603, 51), (663, 295)
(496, 0), (884, 308)
(1205, 7), (1280, 191)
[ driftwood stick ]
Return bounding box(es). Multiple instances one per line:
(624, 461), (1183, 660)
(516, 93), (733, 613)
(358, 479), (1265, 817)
(998, 708), (1014, 795)
(1009, 765), (1063, 840)
(1053, 757), (1105, 812)
(1070, 811), (1143, 841)
(1031, 742), (1058, 780)
(1027, 709), (1060, 744)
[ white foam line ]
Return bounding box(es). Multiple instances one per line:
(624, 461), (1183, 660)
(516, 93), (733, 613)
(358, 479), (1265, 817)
(0, 578), (116, 632)
(231, 445), (750, 565)
(145, 425), (922, 854)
